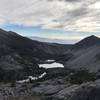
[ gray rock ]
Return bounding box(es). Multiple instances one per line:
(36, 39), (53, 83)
(32, 84), (66, 95)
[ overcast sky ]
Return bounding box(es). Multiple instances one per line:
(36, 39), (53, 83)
(0, 0), (100, 42)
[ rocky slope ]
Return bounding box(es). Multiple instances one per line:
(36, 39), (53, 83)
(0, 77), (100, 100)
(64, 35), (100, 72)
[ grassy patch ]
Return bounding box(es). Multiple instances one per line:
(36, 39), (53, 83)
(8, 95), (42, 100)
(65, 70), (96, 84)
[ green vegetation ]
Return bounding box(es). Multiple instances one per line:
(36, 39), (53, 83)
(10, 81), (16, 87)
(8, 95), (41, 100)
(65, 70), (96, 84)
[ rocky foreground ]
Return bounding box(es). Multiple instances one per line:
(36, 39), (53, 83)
(0, 76), (100, 100)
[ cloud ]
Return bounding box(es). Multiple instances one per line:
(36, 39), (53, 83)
(0, 0), (100, 32)
(48, 0), (81, 3)
(64, 0), (81, 2)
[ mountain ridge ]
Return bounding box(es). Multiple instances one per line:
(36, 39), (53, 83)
(0, 28), (100, 81)
(29, 36), (77, 44)
(0, 29), (71, 81)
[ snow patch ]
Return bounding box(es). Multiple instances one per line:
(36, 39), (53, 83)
(39, 62), (64, 68)
(17, 72), (47, 84)
(45, 59), (55, 62)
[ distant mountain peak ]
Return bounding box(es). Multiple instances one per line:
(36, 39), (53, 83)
(82, 35), (99, 42)
(75, 35), (100, 48)
(89, 35), (97, 37)
(86, 35), (99, 39)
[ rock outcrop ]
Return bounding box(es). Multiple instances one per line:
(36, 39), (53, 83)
(0, 78), (100, 100)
